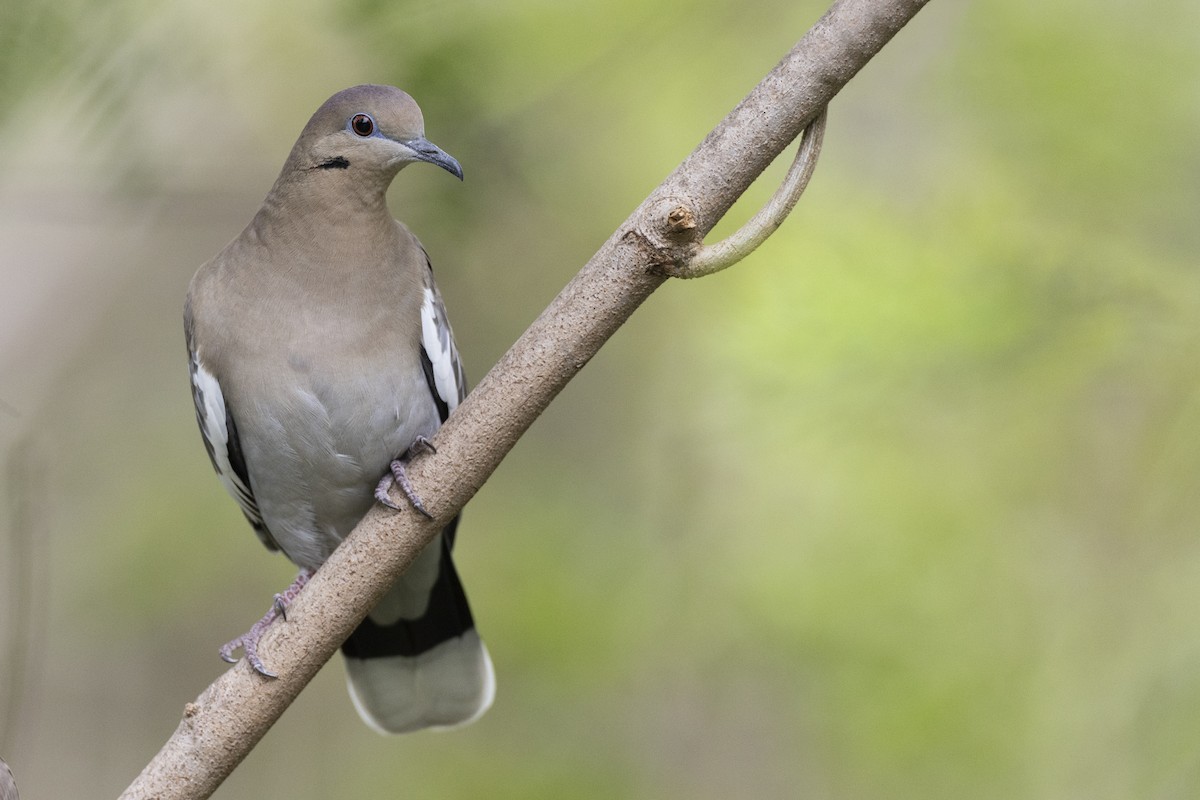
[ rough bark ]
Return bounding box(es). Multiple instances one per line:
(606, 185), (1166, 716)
(121, 0), (933, 796)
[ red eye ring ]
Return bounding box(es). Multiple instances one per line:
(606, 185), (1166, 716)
(350, 114), (375, 137)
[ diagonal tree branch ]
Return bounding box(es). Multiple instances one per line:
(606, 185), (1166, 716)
(121, 0), (932, 796)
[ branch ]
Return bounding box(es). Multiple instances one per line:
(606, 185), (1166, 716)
(121, 0), (932, 796)
(671, 107), (827, 278)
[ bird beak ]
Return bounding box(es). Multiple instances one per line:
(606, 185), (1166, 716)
(401, 136), (464, 181)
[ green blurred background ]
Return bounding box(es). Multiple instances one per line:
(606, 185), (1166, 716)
(3, 0), (1200, 797)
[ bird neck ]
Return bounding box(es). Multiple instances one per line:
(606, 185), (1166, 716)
(257, 167), (397, 234)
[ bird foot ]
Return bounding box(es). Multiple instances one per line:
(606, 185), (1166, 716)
(373, 436), (436, 519)
(220, 568), (313, 678)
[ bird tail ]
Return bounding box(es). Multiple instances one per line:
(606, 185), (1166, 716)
(341, 520), (494, 734)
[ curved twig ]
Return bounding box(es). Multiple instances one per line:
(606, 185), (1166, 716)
(673, 106), (827, 278)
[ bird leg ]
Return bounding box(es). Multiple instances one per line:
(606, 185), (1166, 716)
(220, 567), (313, 678)
(373, 435), (436, 519)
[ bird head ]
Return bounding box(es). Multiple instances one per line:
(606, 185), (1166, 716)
(291, 84), (463, 181)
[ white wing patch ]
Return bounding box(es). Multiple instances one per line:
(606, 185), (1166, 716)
(420, 285), (464, 414)
(190, 352), (262, 527)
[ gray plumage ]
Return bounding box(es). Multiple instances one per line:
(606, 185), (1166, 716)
(0, 757), (17, 800)
(186, 84), (492, 733)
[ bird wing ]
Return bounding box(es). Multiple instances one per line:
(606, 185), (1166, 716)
(417, 250), (468, 423)
(185, 301), (277, 551)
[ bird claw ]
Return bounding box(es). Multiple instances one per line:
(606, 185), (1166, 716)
(374, 473), (403, 511)
(274, 593), (289, 622)
(219, 626), (278, 678)
(409, 435), (437, 456)
(373, 437), (436, 519)
(218, 569), (313, 678)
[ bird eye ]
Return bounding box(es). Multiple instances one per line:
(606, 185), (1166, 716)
(350, 114), (375, 137)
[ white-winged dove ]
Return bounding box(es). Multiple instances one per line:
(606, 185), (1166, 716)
(184, 84), (494, 734)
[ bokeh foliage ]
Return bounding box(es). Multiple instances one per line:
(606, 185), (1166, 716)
(2, 0), (1199, 797)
